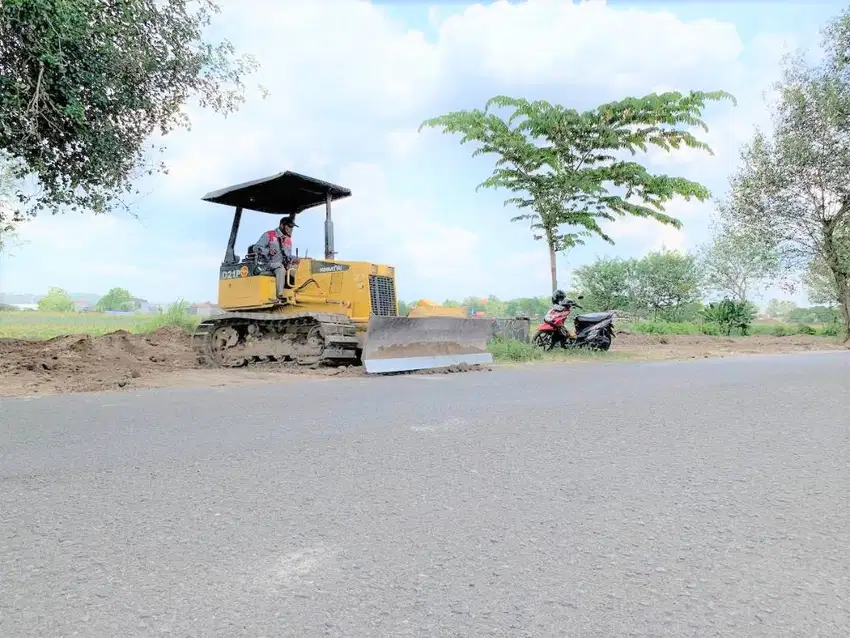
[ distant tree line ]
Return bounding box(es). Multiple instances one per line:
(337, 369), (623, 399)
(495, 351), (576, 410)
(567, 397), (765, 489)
(21, 287), (140, 313)
(400, 241), (842, 329)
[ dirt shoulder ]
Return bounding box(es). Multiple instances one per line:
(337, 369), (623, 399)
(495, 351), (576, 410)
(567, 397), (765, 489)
(614, 331), (849, 361)
(0, 329), (846, 398)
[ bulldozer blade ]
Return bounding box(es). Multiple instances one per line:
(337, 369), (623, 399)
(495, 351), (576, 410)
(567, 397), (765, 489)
(362, 315), (494, 374)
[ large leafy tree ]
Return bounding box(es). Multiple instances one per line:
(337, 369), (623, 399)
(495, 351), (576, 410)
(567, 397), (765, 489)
(419, 91), (735, 290)
(504, 296), (551, 319)
(37, 286), (74, 312)
(631, 249), (702, 320)
(0, 0), (257, 217)
(571, 256), (634, 312)
(95, 287), (134, 312)
(697, 217), (780, 302)
(722, 9), (850, 338)
(764, 298), (797, 322)
(803, 255), (849, 307)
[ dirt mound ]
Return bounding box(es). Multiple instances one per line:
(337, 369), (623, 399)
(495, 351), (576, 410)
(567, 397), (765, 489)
(0, 329), (495, 396)
(0, 328), (198, 396)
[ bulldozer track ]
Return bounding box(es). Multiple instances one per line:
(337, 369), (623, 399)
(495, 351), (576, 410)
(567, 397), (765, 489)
(191, 312), (361, 368)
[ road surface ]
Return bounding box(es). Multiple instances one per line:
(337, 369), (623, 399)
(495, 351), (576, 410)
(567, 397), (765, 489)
(2, 353), (849, 636)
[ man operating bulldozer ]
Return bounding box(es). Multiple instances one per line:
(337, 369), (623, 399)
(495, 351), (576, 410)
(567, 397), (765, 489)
(254, 215), (298, 293)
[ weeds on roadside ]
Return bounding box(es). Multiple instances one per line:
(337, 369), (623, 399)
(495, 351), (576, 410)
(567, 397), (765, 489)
(821, 322), (841, 337)
(135, 299), (199, 333)
(487, 337), (620, 363)
(488, 338), (545, 362)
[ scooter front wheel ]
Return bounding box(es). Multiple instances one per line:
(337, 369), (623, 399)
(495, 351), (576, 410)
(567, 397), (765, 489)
(532, 330), (554, 351)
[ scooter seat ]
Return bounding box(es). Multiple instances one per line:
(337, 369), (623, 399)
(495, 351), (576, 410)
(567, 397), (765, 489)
(575, 311), (613, 323)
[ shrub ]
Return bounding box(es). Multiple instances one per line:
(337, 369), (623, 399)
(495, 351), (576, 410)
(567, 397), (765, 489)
(796, 324), (816, 335)
(699, 322), (720, 336)
(772, 324), (790, 337)
(700, 298), (756, 336)
(821, 322), (841, 337)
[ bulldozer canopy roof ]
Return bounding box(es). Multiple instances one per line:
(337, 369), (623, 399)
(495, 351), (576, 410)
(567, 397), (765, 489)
(201, 171), (351, 214)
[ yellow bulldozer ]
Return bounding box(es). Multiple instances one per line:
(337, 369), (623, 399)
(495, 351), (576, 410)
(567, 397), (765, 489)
(191, 170), (494, 374)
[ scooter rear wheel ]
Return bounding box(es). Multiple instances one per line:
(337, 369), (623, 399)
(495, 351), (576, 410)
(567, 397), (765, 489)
(590, 335), (612, 351)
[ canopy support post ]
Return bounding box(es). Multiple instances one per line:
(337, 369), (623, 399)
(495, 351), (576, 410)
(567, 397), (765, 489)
(224, 206), (243, 264)
(324, 193), (335, 260)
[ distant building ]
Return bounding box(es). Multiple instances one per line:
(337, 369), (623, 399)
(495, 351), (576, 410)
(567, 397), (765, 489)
(190, 302), (221, 317)
(129, 297), (156, 313)
(11, 303), (38, 311)
(73, 299), (92, 312)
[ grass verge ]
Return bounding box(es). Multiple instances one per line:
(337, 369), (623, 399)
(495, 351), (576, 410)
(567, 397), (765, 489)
(487, 337), (629, 364)
(621, 320), (842, 338)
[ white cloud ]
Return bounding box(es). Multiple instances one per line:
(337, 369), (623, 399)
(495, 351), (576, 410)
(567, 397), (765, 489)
(331, 163), (487, 298)
(1, 213), (220, 301)
(435, 0), (744, 91)
(0, 0), (816, 302)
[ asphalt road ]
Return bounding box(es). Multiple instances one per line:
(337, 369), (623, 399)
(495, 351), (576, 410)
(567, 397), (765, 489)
(2, 353), (849, 637)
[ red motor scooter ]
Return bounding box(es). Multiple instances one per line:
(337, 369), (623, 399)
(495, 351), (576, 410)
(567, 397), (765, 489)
(533, 295), (616, 351)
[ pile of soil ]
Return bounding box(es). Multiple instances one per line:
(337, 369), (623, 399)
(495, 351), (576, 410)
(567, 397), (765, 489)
(0, 329), (493, 397)
(0, 328), (198, 396)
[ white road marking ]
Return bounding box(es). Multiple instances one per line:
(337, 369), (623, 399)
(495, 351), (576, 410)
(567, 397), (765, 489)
(411, 417), (469, 432)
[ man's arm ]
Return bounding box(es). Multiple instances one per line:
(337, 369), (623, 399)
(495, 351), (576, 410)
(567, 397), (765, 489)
(253, 233), (269, 261)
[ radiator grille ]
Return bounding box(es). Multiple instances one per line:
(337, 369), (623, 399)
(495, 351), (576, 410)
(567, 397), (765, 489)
(369, 275), (397, 316)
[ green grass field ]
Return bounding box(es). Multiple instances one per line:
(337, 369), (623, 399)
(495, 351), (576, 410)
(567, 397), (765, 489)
(0, 307), (200, 340)
(2, 310), (838, 341)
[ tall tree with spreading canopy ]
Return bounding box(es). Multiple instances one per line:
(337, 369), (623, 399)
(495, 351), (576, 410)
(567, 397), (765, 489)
(697, 216), (780, 302)
(419, 90), (735, 290)
(631, 248), (702, 320)
(571, 257), (635, 312)
(722, 9), (850, 338)
(0, 0), (258, 218)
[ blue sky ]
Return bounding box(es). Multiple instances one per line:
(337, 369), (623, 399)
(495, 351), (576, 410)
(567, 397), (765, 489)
(1, 0), (845, 305)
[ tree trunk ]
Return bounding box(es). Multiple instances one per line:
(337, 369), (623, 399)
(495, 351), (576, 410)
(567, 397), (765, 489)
(548, 240), (558, 291)
(836, 271), (850, 342)
(822, 228), (850, 341)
